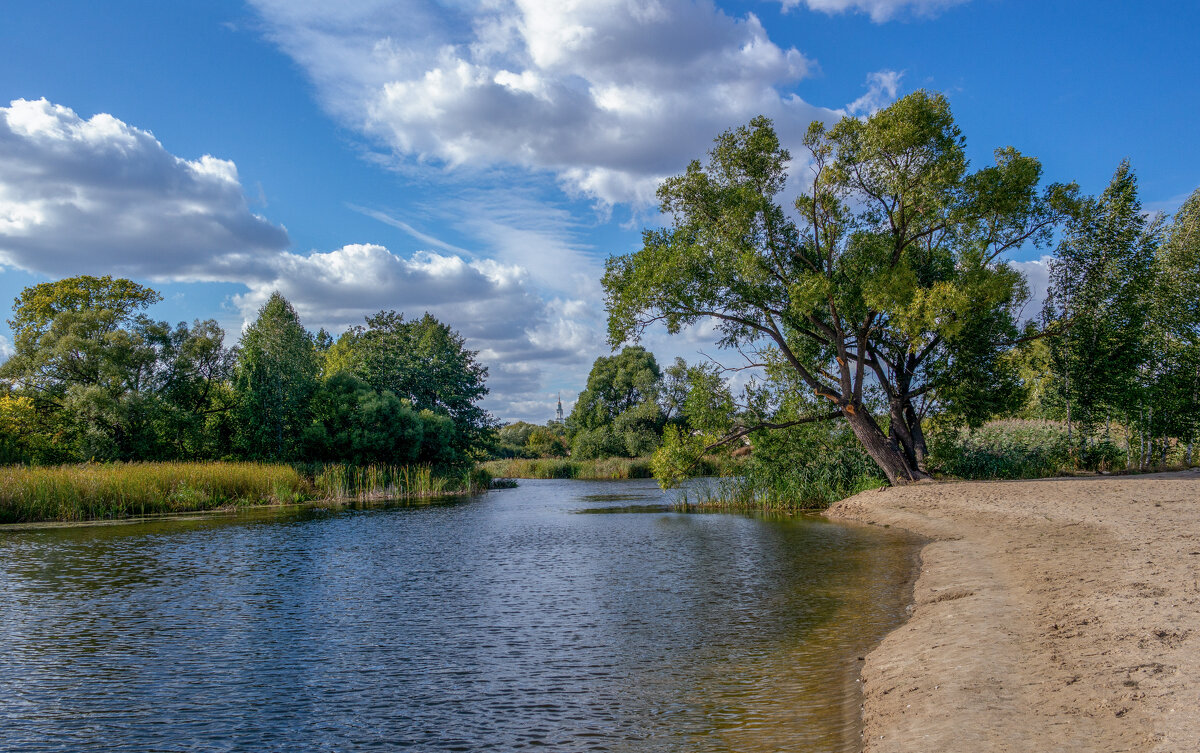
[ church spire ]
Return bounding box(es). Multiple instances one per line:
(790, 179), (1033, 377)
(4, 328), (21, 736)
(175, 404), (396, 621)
(555, 392), (564, 423)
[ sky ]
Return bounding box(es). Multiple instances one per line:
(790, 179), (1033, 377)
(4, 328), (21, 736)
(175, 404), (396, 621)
(1, 0), (1197, 423)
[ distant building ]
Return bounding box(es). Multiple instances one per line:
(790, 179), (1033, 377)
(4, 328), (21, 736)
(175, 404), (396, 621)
(555, 392), (564, 423)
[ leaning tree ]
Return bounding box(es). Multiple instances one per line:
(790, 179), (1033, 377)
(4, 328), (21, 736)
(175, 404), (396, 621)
(604, 92), (1076, 484)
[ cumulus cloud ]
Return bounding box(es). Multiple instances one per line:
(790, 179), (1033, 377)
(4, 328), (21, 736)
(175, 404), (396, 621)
(0, 96), (598, 420)
(226, 243), (604, 419)
(0, 334), (12, 362)
(0, 98), (289, 278)
(247, 0), (862, 206)
(777, 0), (969, 22)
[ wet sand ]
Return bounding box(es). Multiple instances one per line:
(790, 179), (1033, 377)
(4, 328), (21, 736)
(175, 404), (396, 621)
(826, 471), (1200, 752)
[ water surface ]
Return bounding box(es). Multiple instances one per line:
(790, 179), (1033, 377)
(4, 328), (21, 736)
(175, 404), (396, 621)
(0, 478), (917, 752)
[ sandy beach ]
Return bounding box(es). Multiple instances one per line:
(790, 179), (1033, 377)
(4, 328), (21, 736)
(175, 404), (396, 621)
(827, 471), (1200, 753)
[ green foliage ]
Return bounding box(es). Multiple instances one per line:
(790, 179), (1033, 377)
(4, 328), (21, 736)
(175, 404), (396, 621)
(0, 276), (236, 462)
(493, 420), (567, 458)
(480, 455), (741, 480)
(0, 281), (496, 470)
(0, 461), (492, 524)
(684, 422), (885, 512)
(604, 93), (1075, 485)
(567, 346), (667, 458)
(0, 462), (307, 523)
(525, 426), (568, 458)
(326, 311), (494, 461)
(233, 292), (320, 461)
(928, 419), (1126, 479)
(1043, 161), (1158, 437)
(303, 372), (430, 465)
(311, 463), (490, 501)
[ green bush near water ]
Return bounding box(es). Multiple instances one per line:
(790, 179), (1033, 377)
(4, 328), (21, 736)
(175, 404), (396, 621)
(0, 461), (492, 524)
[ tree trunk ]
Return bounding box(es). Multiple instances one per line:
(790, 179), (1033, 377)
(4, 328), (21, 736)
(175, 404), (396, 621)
(889, 401), (920, 470)
(907, 403), (930, 473)
(844, 404), (929, 485)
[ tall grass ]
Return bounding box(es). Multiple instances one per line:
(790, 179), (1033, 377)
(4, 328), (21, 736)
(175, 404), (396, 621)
(480, 455), (742, 481)
(928, 419), (1125, 480)
(680, 448), (886, 513)
(0, 462), (307, 524)
(312, 463), (491, 500)
(0, 462), (493, 524)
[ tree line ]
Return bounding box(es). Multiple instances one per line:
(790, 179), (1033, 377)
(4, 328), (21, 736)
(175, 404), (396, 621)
(0, 278), (493, 468)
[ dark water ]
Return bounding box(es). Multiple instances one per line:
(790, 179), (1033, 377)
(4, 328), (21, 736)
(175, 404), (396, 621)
(0, 478), (917, 752)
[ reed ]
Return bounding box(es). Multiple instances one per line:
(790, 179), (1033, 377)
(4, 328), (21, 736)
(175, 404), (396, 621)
(0, 462), (307, 524)
(0, 462), (493, 524)
(311, 463), (491, 501)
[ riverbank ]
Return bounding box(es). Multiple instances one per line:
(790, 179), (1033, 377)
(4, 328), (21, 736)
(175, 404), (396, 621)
(826, 470), (1200, 752)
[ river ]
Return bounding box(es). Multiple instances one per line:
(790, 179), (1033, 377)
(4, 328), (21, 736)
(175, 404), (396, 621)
(0, 478), (917, 752)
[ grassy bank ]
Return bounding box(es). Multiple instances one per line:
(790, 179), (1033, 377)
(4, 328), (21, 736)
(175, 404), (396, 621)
(481, 454), (742, 481)
(0, 462), (491, 524)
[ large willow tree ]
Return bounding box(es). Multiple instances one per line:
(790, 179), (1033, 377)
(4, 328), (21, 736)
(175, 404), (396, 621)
(604, 92), (1075, 484)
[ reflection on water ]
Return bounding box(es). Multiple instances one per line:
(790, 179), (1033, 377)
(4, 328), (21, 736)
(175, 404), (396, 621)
(0, 478), (918, 752)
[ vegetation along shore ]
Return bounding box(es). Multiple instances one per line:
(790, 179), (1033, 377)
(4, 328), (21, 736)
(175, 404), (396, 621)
(0, 462), (492, 525)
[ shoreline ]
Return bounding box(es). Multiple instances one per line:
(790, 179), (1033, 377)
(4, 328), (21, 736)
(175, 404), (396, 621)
(826, 470), (1200, 752)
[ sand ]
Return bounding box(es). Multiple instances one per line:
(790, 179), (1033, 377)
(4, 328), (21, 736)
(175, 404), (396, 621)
(826, 470), (1200, 753)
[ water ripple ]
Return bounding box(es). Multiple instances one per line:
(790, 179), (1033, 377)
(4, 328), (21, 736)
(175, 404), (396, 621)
(0, 478), (917, 752)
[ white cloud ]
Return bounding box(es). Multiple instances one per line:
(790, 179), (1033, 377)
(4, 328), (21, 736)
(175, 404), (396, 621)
(247, 0), (855, 206)
(846, 70), (903, 115)
(1010, 255), (1052, 322)
(0, 98), (289, 278)
(0, 96), (599, 421)
(777, 0), (969, 22)
(0, 334), (12, 362)
(226, 242), (603, 420)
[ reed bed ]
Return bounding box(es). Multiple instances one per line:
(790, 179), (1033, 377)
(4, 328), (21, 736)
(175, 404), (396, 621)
(0, 462), (307, 524)
(312, 463), (491, 501)
(0, 462), (493, 524)
(481, 454), (742, 481)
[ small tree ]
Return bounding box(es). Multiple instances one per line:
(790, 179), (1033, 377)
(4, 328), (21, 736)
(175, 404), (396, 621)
(566, 346), (666, 458)
(1043, 161), (1158, 443)
(328, 310), (493, 462)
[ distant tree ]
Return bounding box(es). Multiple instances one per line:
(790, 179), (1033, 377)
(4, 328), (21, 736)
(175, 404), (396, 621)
(1, 275), (161, 405)
(149, 319), (235, 459)
(233, 293), (319, 460)
(605, 93), (1075, 484)
(0, 275), (170, 460)
(526, 426), (569, 458)
(495, 421), (539, 458)
(1144, 188), (1200, 464)
(327, 311), (494, 462)
(567, 346), (666, 458)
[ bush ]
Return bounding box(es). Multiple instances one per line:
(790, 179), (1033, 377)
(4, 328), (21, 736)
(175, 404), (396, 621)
(698, 421), (885, 511)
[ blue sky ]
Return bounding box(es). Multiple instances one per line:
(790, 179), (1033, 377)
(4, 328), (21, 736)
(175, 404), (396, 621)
(1, 0), (1197, 422)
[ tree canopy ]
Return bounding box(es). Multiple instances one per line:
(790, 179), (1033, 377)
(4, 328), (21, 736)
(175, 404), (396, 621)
(566, 346), (666, 459)
(604, 92), (1076, 484)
